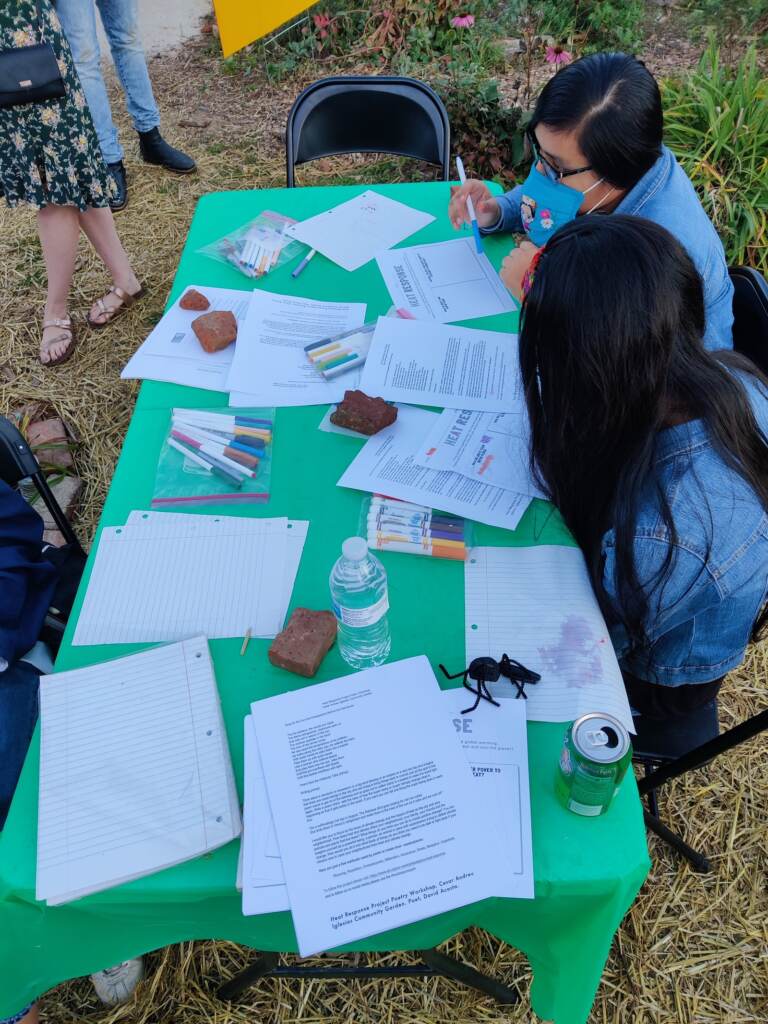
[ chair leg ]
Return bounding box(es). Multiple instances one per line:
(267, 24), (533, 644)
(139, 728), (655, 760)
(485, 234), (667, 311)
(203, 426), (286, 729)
(418, 947), (519, 1003)
(215, 948), (519, 1005)
(638, 709), (768, 796)
(31, 471), (84, 554)
(643, 810), (711, 873)
(642, 763), (660, 817)
(217, 951), (280, 1001)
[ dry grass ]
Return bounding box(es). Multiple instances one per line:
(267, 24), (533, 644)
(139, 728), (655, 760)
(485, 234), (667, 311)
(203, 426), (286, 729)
(1, 34), (767, 1024)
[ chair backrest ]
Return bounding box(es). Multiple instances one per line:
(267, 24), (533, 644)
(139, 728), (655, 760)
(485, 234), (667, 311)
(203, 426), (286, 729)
(729, 265), (768, 374)
(285, 76), (451, 187)
(0, 415), (39, 486)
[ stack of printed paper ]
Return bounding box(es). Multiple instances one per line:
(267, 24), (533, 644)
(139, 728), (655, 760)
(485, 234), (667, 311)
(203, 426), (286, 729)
(241, 657), (533, 953)
(73, 511), (308, 645)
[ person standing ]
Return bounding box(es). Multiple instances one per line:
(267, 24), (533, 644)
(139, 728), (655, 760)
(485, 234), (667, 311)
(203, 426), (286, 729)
(0, 0), (144, 366)
(56, 0), (195, 211)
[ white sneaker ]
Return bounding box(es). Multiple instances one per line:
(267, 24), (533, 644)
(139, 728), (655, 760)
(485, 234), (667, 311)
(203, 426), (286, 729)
(90, 957), (145, 1005)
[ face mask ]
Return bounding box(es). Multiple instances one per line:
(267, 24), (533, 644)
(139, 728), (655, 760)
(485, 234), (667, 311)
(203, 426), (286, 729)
(519, 163), (607, 246)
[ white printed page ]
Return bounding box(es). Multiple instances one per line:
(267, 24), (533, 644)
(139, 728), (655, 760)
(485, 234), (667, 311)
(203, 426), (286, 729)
(250, 656), (509, 955)
(337, 405), (530, 531)
(442, 690), (533, 898)
(376, 237), (516, 323)
(359, 318), (520, 412)
(416, 408), (544, 498)
(36, 638), (241, 905)
(465, 546), (634, 732)
(121, 286), (250, 391)
(225, 291), (366, 406)
(241, 718), (290, 916)
(72, 518), (289, 645)
(285, 190), (435, 272)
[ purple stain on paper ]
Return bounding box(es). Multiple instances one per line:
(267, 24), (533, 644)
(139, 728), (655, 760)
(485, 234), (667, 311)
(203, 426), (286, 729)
(538, 615), (607, 688)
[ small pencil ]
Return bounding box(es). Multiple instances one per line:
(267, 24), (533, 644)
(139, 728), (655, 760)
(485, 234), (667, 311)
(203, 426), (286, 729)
(240, 628), (252, 656)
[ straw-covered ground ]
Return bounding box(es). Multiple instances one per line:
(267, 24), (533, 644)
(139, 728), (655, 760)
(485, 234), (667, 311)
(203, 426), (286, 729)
(1, 33), (766, 1024)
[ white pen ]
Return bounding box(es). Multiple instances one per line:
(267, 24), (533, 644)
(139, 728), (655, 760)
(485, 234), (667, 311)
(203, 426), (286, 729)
(456, 155), (484, 254)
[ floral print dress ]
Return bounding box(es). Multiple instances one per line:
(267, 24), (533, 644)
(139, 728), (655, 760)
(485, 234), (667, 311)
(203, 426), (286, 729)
(0, 0), (114, 209)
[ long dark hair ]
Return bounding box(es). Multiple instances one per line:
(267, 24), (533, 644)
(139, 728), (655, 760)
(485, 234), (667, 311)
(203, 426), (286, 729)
(518, 215), (768, 652)
(529, 52), (663, 189)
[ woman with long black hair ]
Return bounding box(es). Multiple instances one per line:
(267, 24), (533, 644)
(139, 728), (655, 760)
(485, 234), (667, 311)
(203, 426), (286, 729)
(449, 52), (734, 350)
(517, 215), (768, 718)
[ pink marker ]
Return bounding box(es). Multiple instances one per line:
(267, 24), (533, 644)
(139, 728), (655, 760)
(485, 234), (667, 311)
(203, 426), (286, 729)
(396, 307), (417, 319)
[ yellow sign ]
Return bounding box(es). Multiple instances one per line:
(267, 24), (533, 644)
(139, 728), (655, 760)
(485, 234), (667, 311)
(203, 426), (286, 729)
(212, 0), (316, 58)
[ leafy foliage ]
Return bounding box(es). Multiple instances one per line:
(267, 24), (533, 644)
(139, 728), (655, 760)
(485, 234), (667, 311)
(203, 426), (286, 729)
(661, 41), (768, 273)
(530, 0), (644, 53)
(432, 72), (523, 185)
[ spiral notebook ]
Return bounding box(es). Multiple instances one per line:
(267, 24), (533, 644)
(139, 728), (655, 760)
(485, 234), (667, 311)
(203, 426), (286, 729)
(36, 637), (241, 906)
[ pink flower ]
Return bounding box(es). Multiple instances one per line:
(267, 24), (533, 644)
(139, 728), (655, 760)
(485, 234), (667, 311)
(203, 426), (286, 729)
(545, 45), (573, 66)
(313, 12), (331, 38)
(450, 14), (475, 28)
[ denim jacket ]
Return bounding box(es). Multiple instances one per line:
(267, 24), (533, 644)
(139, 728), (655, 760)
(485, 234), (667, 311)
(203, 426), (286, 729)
(602, 375), (768, 686)
(489, 145), (734, 350)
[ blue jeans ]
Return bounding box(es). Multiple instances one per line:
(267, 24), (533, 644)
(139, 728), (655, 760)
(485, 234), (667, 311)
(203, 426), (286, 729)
(56, 0), (160, 164)
(0, 661), (41, 831)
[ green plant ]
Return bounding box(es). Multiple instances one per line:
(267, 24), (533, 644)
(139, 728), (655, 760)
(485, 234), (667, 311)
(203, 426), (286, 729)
(661, 40), (768, 274)
(534, 0), (645, 53)
(683, 0), (768, 54)
(432, 72), (524, 184)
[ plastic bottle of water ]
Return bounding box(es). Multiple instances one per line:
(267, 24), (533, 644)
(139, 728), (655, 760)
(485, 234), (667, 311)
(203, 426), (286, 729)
(329, 536), (391, 669)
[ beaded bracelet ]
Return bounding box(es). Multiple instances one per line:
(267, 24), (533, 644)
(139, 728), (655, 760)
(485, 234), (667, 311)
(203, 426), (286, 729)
(521, 245), (545, 299)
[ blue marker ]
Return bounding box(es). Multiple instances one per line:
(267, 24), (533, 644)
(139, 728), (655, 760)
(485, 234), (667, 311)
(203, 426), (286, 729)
(291, 248), (316, 278)
(455, 155), (483, 255)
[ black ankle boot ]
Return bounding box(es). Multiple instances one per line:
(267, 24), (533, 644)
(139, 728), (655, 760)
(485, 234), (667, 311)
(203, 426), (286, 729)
(138, 127), (196, 174)
(107, 160), (128, 211)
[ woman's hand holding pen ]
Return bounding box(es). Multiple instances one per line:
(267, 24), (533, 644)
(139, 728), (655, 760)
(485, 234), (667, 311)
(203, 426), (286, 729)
(448, 180), (500, 230)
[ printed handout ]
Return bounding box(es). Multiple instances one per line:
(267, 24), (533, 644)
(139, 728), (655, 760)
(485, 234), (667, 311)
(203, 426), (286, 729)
(376, 237), (516, 323)
(416, 408), (544, 498)
(225, 291), (366, 406)
(337, 405), (531, 531)
(465, 545), (635, 732)
(250, 657), (514, 955)
(121, 286), (251, 391)
(442, 689), (533, 899)
(285, 190), (435, 271)
(359, 318), (520, 413)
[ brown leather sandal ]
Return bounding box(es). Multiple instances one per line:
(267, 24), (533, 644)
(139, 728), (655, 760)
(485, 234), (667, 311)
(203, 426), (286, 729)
(86, 284), (146, 330)
(39, 317), (77, 367)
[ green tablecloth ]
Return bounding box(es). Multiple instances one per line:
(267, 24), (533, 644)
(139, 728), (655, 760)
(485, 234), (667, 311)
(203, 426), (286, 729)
(0, 183), (650, 1024)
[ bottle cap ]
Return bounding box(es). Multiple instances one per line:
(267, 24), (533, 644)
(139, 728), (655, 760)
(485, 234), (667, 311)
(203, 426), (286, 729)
(342, 536), (369, 562)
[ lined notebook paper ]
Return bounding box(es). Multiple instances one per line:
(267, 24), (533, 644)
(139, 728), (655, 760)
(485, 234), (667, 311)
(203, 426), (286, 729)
(125, 511), (309, 623)
(36, 637), (241, 905)
(465, 546), (634, 732)
(73, 513), (307, 645)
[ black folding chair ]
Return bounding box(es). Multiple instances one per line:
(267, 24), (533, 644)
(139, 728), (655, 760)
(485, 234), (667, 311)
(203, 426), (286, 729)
(0, 415), (86, 650)
(729, 265), (768, 373)
(285, 75), (451, 186)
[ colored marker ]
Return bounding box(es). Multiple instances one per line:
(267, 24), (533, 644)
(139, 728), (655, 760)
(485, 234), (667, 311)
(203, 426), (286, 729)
(291, 248), (316, 278)
(168, 438), (243, 488)
(171, 430), (256, 479)
(456, 155), (483, 254)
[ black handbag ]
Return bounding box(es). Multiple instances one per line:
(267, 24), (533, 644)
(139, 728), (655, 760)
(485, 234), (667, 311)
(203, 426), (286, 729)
(0, 0), (65, 110)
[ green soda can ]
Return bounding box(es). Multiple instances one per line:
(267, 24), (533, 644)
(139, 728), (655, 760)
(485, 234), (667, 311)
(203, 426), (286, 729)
(556, 713), (632, 816)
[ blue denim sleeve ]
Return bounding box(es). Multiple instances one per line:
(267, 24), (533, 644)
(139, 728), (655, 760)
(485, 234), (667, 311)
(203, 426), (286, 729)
(603, 534), (722, 651)
(702, 262), (735, 351)
(481, 184), (524, 235)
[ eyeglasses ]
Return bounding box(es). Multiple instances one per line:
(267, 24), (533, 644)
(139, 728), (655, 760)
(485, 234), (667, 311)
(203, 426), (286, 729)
(526, 128), (593, 181)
